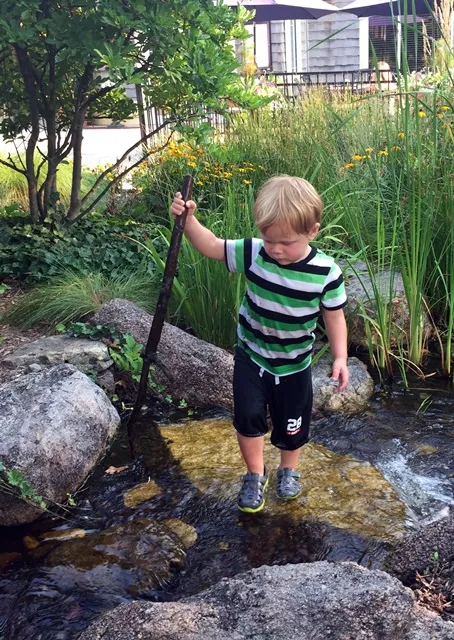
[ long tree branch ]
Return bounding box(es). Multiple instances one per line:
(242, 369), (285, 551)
(57, 81), (123, 162)
(57, 61), (94, 160)
(0, 157), (27, 175)
(74, 131), (174, 222)
(79, 118), (177, 208)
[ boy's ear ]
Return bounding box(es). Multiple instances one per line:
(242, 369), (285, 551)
(308, 222), (320, 240)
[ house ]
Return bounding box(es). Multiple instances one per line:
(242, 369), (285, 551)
(247, 2), (441, 82)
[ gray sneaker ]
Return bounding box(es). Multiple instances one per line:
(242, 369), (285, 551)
(238, 468), (269, 513)
(276, 468), (302, 500)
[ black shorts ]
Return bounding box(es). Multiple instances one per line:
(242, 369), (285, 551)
(233, 346), (313, 451)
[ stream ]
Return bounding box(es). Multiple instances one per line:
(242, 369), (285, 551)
(1, 373), (454, 639)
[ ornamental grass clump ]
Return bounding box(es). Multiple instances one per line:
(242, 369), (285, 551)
(2, 268), (157, 330)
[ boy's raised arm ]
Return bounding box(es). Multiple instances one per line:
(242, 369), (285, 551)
(170, 193), (225, 262)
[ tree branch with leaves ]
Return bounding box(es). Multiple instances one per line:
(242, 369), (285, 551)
(0, 0), (264, 225)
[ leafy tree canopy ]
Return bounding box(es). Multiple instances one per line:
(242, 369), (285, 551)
(0, 0), (262, 222)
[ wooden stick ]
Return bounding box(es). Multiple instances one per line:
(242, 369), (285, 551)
(127, 174), (194, 457)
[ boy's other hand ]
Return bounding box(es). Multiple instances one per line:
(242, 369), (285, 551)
(331, 357), (349, 393)
(170, 192), (197, 218)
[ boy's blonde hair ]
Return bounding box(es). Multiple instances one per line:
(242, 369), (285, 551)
(254, 175), (323, 235)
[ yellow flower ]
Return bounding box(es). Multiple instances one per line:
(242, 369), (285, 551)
(224, 172), (233, 178)
(237, 168), (247, 173)
(418, 110), (426, 118)
(243, 179), (252, 184)
(196, 180), (204, 186)
(441, 105), (450, 111)
(398, 132), (405, 138)
(378, 149), (388, 157)
(258, 165), (265, 170)
(341, 162), (355, 171)
(437, 112), (444, 119)
(187, 161), (197, 168)
(352, 154), (363, 161)
(365, 147), (374, 153)
(391, 145), (401, 151)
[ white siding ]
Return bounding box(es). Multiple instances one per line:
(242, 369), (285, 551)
(307, 2), (360, 73)
(269, 2), (361, 74)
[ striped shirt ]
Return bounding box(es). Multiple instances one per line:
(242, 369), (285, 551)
(225, 238), (347, 376)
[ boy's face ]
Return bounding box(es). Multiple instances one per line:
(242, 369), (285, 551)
(260, 221), (320, 266)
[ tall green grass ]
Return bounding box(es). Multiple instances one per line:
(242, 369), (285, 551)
(0, 158), (99, 209)
(2, 268), (157, 329)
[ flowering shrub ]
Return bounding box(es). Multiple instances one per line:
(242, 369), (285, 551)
(129, 138), (267, 218)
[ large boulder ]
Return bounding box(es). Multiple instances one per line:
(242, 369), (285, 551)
(92, 299), (233, 409)
(0, 364), (120, 526)
(3, 335), (112, 374)
(344, 262), (432, 348)
(80, 561), (454, 640)
(92, 299), (373, 413)
(387, 512), (454, 582)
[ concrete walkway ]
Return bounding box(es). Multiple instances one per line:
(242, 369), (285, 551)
(0, 126), (144, 169)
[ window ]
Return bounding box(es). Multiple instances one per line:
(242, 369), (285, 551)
(245, 23), (271, 69)
(285, 20), (307, 72)
(368, 15), (441, 72)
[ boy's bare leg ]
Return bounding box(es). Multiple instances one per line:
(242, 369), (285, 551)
(279, 447), (302, 470)
(236, 433), (265, 475)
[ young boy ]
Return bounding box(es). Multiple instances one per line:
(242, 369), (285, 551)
(170, 175), (348, 513)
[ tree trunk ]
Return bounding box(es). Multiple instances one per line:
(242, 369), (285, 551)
(43, 41), (58, 216)
(66, 108), (87, 221)
(14, 46), (41, 223)
(26, 166), (41, 223)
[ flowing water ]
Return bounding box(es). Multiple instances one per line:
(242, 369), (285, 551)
(1, 374), (453, 639)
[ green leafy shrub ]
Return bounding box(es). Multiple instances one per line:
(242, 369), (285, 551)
(2, 269), (157, 329)
(0, 209), (155, 280)
(109, 333), (144, 382)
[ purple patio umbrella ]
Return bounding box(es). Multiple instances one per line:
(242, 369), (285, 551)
(340, 0), (434, 17)
(223, 0), (339, 21)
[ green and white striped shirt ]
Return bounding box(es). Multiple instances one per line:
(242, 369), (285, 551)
(225, 238), (347, 376)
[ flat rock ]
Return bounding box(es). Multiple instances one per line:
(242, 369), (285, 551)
(3, 335), (112, 374)
(80, 561), (454, 639)
(123, 481), (162, 507)
(159, 419), (406, 542)
(0, 364), (120, 526)
(92, 299), (374, 413)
